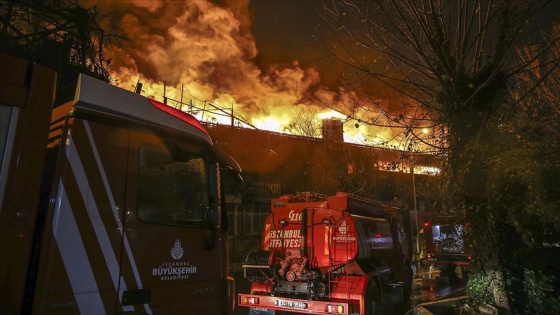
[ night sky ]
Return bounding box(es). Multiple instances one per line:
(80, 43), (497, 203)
(249, 1), (326, 71)
(249, 0), (348, 87)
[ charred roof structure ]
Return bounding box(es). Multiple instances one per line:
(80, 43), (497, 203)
(205, 122), (440, 200)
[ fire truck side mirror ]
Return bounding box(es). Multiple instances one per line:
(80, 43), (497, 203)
(221, 165), (243, 183)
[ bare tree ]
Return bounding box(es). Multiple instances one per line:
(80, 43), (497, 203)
(1, 0), (124, 101)
(283, 107), (321, 137)
(318, 0), (559, 311)
(318, 0), (552, 153)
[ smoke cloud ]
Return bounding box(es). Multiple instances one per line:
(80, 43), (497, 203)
(94, 0), (394, 143)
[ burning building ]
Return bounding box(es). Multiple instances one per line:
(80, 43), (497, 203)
(203, 121), (441, 268)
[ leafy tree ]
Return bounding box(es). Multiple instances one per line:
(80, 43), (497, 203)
(0, 0), (124, 103)
(318, 0), (560, 312)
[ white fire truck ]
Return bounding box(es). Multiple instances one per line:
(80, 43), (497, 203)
(0, 54), (239, 314)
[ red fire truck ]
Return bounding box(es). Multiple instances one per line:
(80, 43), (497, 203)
(0, 54), (239, 314)
(422, 218), (472, 267)
(238, 192), (413, 315)
(420, 216), (472, 283)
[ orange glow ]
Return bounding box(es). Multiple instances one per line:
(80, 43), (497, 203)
(253, 116), (286, 132)
(97, 0), (432, 150)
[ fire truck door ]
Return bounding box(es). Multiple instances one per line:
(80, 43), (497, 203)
(121, 129), (227, 314)
(31, 119), (129, 314)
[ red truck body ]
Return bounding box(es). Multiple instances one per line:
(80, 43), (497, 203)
(238, 192), (413, 315)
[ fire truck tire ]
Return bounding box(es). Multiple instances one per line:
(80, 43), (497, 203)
(365, 281), (380, 315)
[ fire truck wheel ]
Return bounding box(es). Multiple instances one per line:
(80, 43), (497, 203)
(365, 281), (380, 315)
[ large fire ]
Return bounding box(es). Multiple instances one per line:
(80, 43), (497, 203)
(96, 0), (429, 150)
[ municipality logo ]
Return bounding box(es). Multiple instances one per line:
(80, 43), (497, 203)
(170, 238), (184, 260)
(339, 220), (347, 234)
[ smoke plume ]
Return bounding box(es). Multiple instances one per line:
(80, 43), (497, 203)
(94, 0), (393, 143)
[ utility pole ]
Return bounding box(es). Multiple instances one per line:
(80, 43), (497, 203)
(411, 156), (420, 259)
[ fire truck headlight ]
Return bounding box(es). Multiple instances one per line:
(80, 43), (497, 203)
(325, 304), (344, 313)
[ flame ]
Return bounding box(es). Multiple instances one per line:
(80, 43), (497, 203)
(253, 116), (286, 132)
(95, 0), (425, 148)
(317, 110), (347, 120)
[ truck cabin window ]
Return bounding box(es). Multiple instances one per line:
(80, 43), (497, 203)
(432, 224), (464, 253)
(137, 142), (210, 226)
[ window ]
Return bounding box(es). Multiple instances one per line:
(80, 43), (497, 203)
(137, 142), (210, 226)
(433, 224), (464, 253)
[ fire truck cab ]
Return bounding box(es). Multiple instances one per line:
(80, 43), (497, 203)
(0, 54), (238, 314)
(422, 218), (471, 266)
(420, 216), (472, 283)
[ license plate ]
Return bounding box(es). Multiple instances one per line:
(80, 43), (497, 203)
(275, 299), (308, 309)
